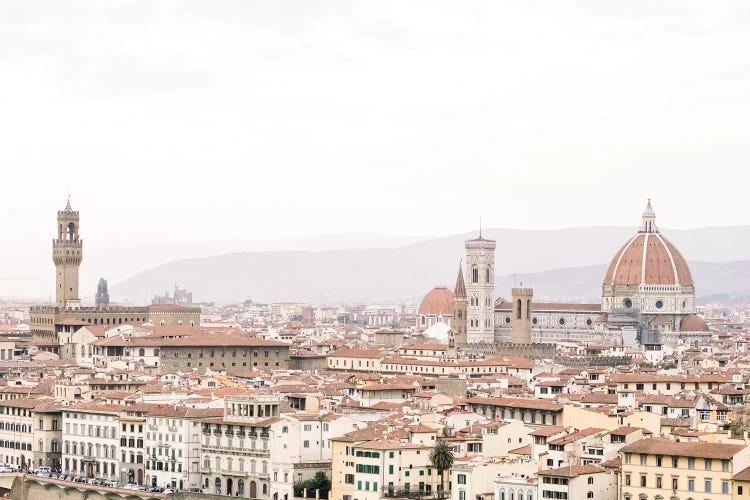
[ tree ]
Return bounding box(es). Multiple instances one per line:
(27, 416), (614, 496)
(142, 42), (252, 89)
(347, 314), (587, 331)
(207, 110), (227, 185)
(294, 472), (331, 499)
(429, 440), (454, 500)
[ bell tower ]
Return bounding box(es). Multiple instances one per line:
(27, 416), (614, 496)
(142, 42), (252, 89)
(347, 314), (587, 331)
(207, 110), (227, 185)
(511, 287), (533, 344)
(465, 233), (496, 343)
(53, 197), (83, 309)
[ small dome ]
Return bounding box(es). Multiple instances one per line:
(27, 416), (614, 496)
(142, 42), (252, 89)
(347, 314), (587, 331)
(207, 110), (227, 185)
(680, 314), (708, 332)
(418, 287), (454, 315)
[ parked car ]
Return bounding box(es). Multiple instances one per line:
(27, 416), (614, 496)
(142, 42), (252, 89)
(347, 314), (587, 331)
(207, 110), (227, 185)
(0, 466), (14, 473)
(124, 484), (138, 490)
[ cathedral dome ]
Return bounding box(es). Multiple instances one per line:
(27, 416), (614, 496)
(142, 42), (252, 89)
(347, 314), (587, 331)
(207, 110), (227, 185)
(418, 287), (454, 315)
(604, 201), (693, 288)
(680, 314), (708, 332)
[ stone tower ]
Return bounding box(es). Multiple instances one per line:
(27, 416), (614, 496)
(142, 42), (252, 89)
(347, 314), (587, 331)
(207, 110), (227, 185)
(511, 287), (533, 344)
(53, 197), (82, 309)
(96, 278), (110, 307)
(449, 262), (468, 354)
(465, 234), (496, 343)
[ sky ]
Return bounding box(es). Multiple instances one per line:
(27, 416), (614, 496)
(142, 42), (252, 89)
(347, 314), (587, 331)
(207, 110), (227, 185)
(2, 0), (750, 297)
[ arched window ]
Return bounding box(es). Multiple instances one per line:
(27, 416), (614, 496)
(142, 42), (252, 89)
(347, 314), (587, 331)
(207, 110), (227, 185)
(138, 348), (145, 357)
(516, 299), (522, 320)
(262, 484), (268, 495)
(51, 440), (58, 453)
(471, 265), (478, 283)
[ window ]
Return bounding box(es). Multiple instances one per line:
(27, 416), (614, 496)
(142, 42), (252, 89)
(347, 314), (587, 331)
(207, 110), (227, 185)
(640, 475), (646, 487)
(457, 474), (466, 485)
(672, 457), (678, 468)
(722, 460), (729, 472)
(640, 454), (647, 465)
(687, 478), (694, 491)
(671, 477), (678, 490)
(624, 474), (631, 486)
(704, 458), (712, 471)
(624, 454), (631, 464)
(587, 477), (593, 485)
(687, 457), (695, 469)
(655, 476), (662, 488)
(722, 481), (729, 494)
(303, 440), (310, 448)
(655, 456), (662, 467)
(704, 479), (711, 493)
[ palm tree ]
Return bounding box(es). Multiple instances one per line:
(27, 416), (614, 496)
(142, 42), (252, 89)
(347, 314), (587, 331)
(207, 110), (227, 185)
(429, 440), (454, 500)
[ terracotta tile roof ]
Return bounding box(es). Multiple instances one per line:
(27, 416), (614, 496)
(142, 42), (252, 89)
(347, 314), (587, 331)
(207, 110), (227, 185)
(509, 445), (531, 455)
(530, 426), (565, 437)
(609, 426), (647, 436)
(538, 465), (604, 478)
(548, 428), (604, 446)
(580, 393), (618, 404)
(734, 465), (750, 481)
(620, 438), (746, 459)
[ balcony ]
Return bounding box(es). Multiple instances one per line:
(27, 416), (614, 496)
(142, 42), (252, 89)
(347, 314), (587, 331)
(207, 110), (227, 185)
(213, 429), (222, 435)
(148, 424), (158, 430)
(168, 426), (177, 432)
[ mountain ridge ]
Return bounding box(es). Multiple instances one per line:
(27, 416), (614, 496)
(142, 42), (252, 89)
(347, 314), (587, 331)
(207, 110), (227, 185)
(110, 225), (750, 305)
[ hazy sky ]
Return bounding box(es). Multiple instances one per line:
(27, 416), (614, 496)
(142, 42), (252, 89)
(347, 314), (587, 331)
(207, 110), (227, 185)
(2, 0), (750, 297)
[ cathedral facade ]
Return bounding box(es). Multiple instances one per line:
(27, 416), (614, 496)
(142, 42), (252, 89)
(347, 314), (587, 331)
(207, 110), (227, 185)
(432, 200), (711, 353)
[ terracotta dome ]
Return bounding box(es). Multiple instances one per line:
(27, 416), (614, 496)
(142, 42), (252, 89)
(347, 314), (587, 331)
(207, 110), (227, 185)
(680, 314), (708, 331)
(418, 287), (454, 315)
(604, 233), (693, 287)
(605, 200), (693, 287)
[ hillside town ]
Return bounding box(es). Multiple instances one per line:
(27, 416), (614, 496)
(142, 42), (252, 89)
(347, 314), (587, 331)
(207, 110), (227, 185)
(0, 200), (749, 500)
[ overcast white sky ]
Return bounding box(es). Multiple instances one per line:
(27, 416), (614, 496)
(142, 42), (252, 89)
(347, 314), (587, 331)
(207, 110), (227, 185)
(2, 0), (750, 295)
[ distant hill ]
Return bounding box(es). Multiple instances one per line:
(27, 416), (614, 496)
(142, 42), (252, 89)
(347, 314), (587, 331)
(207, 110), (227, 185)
(111, 226), (750, 304)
